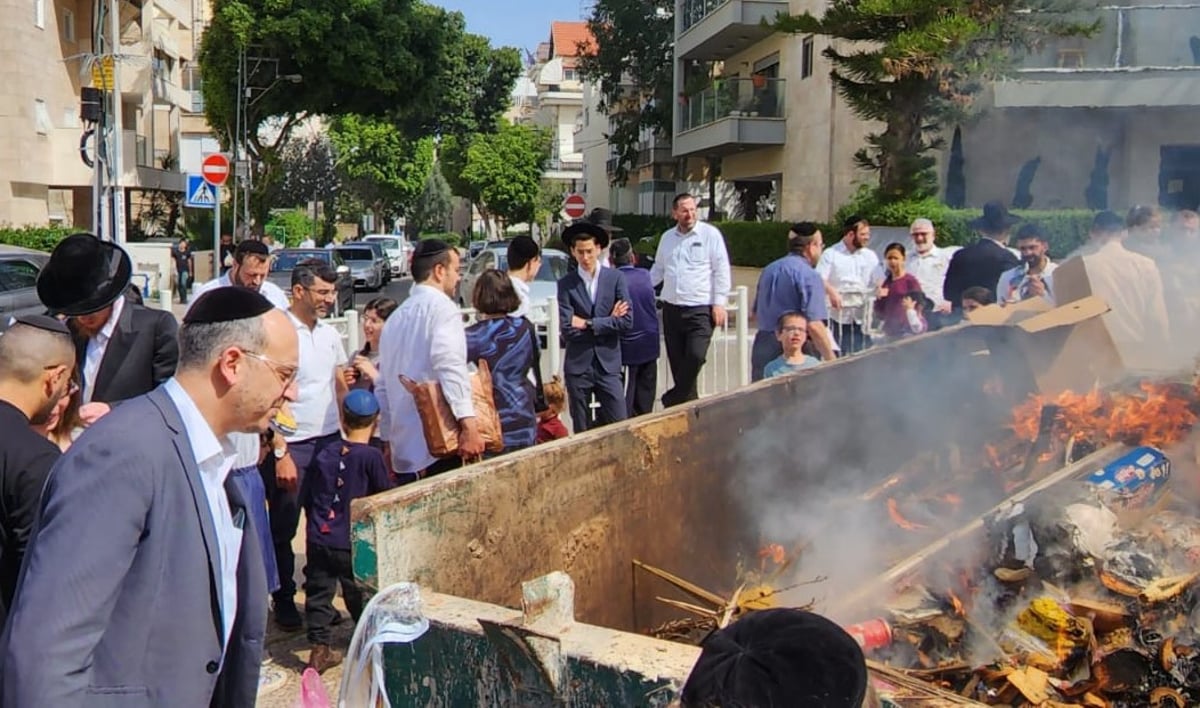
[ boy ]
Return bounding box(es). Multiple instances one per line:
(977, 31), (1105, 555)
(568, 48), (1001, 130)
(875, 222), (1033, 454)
(302, 389), (393, 673)
(961, 285), (995, 315)
(536, 375), (569, 443)
(763, 311), (820, 379)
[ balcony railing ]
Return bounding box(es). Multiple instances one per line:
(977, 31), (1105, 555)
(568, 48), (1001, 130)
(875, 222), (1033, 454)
(680, 0), (730, 33)
(1019, 5), (1200, 72)
(680, 77), (785, 132)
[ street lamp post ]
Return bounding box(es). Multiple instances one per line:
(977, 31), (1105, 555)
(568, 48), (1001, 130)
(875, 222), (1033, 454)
(233, 68), (302, 242)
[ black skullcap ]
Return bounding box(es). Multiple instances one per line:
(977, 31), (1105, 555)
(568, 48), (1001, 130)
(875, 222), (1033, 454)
(234, 239), (270, 258)
(681, 609), (868, 708)
(12, 314), (71, 335)
(412, 239), (450, 259)
(1092, 210), (1126, 234)
(609, 238), (633, 265)
(183, 286), (274, 325)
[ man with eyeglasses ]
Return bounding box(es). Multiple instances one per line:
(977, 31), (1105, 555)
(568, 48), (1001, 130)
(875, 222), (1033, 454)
(266, 259), (350, 630)
(0, 316), (76, 630)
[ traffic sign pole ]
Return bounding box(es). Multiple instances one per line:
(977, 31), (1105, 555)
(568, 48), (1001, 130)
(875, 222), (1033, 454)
(213, 193), (220, 280)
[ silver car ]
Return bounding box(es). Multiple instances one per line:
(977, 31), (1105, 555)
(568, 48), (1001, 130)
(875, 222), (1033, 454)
(336, 245), (385, 291)
(362, 235), (412, 277)
(0, 245), (50, 320)
(459, 245), (570, 327)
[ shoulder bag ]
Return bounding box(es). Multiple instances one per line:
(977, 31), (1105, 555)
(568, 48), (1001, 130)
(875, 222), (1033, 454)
(399, 359), (504, 459)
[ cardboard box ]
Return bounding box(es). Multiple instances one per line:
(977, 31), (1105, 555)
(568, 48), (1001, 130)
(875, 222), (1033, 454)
(1085, 446), (1171, 511)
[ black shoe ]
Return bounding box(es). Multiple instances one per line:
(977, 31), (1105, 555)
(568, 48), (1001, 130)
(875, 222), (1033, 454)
(273, 598), (303, 631)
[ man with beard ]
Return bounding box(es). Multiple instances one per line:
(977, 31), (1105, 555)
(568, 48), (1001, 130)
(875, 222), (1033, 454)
(3, 288), (299, 706)
(816, 215), (879, 354)
(190, 239), (290, 310)
(943, 201), (1021, 317)
(905, 218), (958, 329)
(996, 223), (1056, 306)
(0, 316), (76, 629)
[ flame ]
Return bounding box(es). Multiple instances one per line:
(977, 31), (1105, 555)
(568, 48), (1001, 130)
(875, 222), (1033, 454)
(1009, 382), (1197, 449)
(948, 590), (965, 617)
(758, 543), (786, 566)
(887, 498), (927, 531)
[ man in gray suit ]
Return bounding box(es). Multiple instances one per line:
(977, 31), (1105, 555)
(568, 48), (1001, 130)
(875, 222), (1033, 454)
(1, 287), (300, 707)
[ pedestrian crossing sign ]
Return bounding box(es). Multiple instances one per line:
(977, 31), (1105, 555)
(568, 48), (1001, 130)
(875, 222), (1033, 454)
(185, 174), (218, 209)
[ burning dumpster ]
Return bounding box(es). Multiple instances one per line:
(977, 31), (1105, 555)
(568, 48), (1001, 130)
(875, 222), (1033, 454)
(350, 285), (1200, 704)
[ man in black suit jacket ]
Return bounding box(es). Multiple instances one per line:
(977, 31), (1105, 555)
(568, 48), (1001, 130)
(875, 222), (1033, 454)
(36, 234), (179, 424)
(557, 222), (633, 433)
(943, 201), (1021, 314)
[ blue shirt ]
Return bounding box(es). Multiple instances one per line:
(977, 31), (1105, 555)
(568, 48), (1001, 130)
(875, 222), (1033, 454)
(763, 355), (820, 378)
(304, 441), (393, 550)
(466, 317), (539, 450)
(753, 255), (829, 333)
(617, 265), (660, 365)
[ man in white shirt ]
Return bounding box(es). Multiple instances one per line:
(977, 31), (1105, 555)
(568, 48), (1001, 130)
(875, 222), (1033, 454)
(905, 218), (958, 329)
(996, 223), (1057, 306)
(506, 236), (541, 320)
(265, 259), (349, 629)
(650, 194), (733, 407)
(816, 215), (879, 354)
(376, 239), (485, 479)
(190, 240), (290, 311)
(298, 237), (316, 249)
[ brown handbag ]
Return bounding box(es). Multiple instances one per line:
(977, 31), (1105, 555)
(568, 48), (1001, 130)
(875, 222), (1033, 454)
(399, 359), (504, 458)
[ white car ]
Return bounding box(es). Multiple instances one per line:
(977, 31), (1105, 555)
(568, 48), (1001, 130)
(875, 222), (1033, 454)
(363, 234), (413, 277)
(459, 244), (569, 329)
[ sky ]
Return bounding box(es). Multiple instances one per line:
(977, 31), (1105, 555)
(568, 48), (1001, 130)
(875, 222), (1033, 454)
(434, 0), (587, 56)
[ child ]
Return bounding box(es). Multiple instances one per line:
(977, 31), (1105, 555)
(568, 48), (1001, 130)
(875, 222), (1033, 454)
(873, 242), (927, 339)
(961, 286), (996, 316)
(536, 375), (570, 443)
(763, 311), (820, 379)
(302, 389), (393, 674)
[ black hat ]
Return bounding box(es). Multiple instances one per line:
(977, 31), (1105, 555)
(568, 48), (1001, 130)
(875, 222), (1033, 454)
(37, 233), (133, 317)
(183, 286), (274, 325)
(562, 221), (610, 251)
(680, 609), (868, 708)
(584, 208), (623, 233)
(234, 239), (270, 259)
(968, 201), (1020, 233)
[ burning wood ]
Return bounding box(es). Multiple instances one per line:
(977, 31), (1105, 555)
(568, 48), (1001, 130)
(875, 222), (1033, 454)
(1010, 382), (1200, 450)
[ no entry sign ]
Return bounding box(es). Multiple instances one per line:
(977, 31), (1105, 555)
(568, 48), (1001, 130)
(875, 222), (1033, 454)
(201, 153), (231, 187)
(562, 193), (587, 220)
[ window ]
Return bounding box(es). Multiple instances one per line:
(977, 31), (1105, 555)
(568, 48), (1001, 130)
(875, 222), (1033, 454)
(34, 99), (52, 135)
(563, 67), (577, 82)
(801, 36), (815, 79)
(0, 260), (41, 292)
(62, 9), (75, 41)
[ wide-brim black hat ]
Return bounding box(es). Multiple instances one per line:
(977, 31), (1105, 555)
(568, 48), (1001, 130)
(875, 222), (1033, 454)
(969, 200), (1021, 232)
(37, 233), (133, 316)
(585, 207), (623, 233)
(562, 221), (610, 251)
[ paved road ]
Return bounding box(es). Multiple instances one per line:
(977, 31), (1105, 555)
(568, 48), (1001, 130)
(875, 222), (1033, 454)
(352, 275), (413, 310)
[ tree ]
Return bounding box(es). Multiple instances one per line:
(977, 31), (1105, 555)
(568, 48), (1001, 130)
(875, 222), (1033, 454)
(578, 0), (674, 186)
(944, 126), (966, 208)
(328, 116), (435, 232)
(409, 166), (454, 236)
(443, 120), (550, 231)
(777, 0), (1097, 203)
(274, 135), (340, 241)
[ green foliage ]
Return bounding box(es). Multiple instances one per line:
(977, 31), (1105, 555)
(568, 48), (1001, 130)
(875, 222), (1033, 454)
(611, 214), (673, 241)
(419, 231), (463, 248)
(264, 209), (316, 247)
(0, 225), (75, 252)
(776, 0), (1098, 203)
(449, 120), (551, 227)
(717, 222), (793, 268)
(413, 27), (523, 139)
(409, 166), (454, 237)
(578, 0), (674, 186)
(329, 116), (435, 225)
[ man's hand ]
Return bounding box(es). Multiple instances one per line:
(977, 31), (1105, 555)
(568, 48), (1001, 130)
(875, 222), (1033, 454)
(611, 300), (630, 318)
(712, 304), (727, 328)
(827, 288), (844, 310)
(78, 402), (111, 427)
(1027, 275), (1047, 297)
(571, 315), (588, 330)
(275, 452), (299, 493)
(458, 417), (485, 459)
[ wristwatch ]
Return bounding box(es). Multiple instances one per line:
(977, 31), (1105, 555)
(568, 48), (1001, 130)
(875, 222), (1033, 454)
(585, 319), (594, 329)
(274, 446), (288, 460)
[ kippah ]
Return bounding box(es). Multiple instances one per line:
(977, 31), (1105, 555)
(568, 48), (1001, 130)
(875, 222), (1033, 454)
(681, 609), (868, 708)
(413, 239), (449, 259)
(609, 238), (632, 259)
(12, 314), (71, 335)
(234, 240), (270, 258)
(183, 286), (273, 325)
(343, 389), (380, 417)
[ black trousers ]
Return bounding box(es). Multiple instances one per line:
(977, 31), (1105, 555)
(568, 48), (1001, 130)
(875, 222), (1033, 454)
(624, 361), (658, 417)
(262, 433), (339, 602)
(304, 543), (365, 645)
(828, 321), (871, 355)
(750, 330), (783, 383)
(661, 304), (714, 407)
(565, 363), (627, 434)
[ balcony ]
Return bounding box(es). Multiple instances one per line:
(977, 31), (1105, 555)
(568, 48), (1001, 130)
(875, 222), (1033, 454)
(123, 130), (186, 192)
(994, 5), (1200, 108)
(637, 142), (674, 167)
(674, 77), (785, 157)
(544, 156), (584, 181)
(153, 75), (190, 108)
(676, 0), (788, 61)
(606, 157), (620, 175)
(153, 0), (192, 28)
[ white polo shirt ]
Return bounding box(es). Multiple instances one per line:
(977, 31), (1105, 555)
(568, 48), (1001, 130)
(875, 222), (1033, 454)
(906, 245), (959, 308)
(285, 310), (348, 442)
(189, 275), (291, 312)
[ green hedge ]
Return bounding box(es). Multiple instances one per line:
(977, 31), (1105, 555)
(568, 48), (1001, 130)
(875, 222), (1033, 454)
(0, 225), (76, 252)
(419, 232), (463, 248)
(612, 214), (673, 241)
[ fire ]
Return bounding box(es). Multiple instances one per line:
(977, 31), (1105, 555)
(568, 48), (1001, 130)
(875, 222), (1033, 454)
(1009, 382), (1198, 450)
(887, 498), (927, 531)
(758, 543), (786, 566)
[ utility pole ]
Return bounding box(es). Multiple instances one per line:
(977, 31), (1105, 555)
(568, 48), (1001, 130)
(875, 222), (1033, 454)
(108, 0), (126, 244)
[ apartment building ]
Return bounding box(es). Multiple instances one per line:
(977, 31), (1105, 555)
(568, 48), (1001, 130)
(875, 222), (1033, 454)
(517, 21), (593, 192)
(0, 0), (195, 231)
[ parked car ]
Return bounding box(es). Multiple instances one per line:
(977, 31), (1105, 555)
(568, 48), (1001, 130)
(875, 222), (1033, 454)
(362, 234), (413, 277)
(0, 245), (50, 321)
(459, 244), (570, 330)
(267, 248), (355, 316)
(350, 239), (392, 284)
(335, 245), (386, 291)
(467, 240), (489, 260)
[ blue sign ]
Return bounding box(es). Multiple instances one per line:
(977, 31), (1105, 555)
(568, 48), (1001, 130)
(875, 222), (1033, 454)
(185, 174), (218, 209)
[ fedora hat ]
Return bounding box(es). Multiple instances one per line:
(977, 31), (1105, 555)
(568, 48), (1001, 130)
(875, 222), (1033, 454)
(584, 208), (622, 233)
(37, 233), (133, 316)
(562, 221), (610, 251)
(968, 201), (1020, 233)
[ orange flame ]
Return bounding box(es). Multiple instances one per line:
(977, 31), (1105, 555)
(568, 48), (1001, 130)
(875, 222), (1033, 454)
(758, 543), (786, 566)
(1009, 382), (1197, 450)
(887, 498), (927, 531)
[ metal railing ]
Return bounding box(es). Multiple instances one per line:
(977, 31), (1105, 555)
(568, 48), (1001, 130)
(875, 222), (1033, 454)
(656, 286), (752, 400)
(680, 0), (731, 32)
(680, 77), (786, 132)
(1019, 5), (1200, 72)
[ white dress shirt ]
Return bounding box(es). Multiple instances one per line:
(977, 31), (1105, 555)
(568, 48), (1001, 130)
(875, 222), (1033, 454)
(906, 246), (959, 308)
(162, 378), (241, 659)
(579, 265), (601, 303)
(509, 274), (531, 320)
(285, 310), (348, 442)
(376, 284), (474, 475)
(996, 260), (1058, 306)
(816, 241), (881, 324)
(188, 274), (291, 312)
(82, 295), (126, 404)
(650, 221), (733, 307)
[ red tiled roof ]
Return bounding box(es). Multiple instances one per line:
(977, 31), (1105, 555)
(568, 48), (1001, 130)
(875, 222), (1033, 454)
(550, 21), (596, 58)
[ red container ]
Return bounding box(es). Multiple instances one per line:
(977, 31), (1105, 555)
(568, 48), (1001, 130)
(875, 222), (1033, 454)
(843, 618), (893, 652)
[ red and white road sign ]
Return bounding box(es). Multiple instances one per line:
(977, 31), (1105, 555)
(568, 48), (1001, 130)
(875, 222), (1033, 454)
(562, 193), (587, 220)
(201, 153), (231, 187)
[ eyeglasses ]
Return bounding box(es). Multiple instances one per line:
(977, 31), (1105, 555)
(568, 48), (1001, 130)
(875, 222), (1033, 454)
(241, 350), (298, 387)
(779, 326), (807, 335)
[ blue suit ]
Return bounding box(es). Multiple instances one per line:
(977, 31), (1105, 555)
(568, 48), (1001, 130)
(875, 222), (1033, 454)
(557, 267), (633, 432)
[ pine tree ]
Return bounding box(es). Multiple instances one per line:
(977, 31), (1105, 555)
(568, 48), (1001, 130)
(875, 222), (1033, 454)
(944, 126), (966, 208)
(777, 0), (1097, 203)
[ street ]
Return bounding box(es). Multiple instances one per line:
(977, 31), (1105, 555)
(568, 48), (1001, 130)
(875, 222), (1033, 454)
(353, 275), (413, 310)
